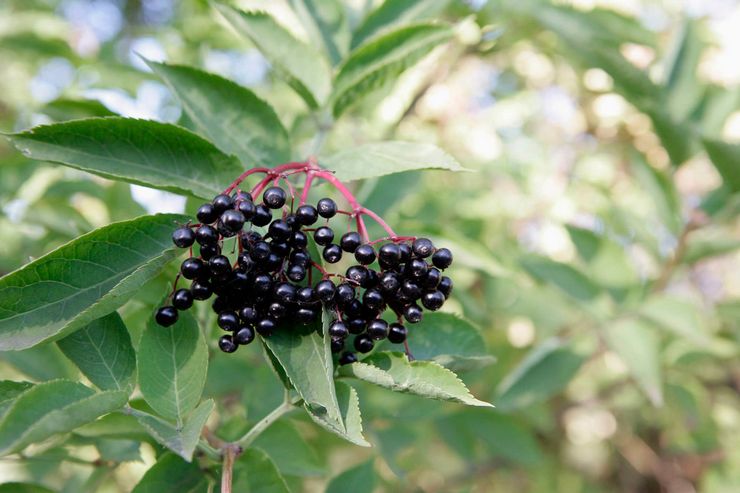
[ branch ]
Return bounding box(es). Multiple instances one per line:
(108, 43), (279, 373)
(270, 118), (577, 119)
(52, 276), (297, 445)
(652, 211), (706, 292)
(236, 394), (294, 448)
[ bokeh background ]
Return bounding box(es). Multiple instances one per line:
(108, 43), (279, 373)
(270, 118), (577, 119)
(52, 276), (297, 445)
(1, 0), (739, 492)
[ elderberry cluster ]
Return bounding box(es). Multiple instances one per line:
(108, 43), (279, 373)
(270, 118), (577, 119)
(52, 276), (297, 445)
(154, 183), (453, 364)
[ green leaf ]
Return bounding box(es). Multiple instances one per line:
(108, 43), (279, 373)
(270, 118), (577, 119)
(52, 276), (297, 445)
(495, 338), (585, 411)
(253, 420), (325, 476)
(340, 352), (492, 407)
(148, 61), (290, 166)
(332, 23), (452, 117)
(564, 227), (638, 289)
(0, 381), (33, 418)
(629, 153), (682, 234)
(0, 344), (79, 381)
(262, 317), (345, 438)
(0, 484), (55, 493)
(639, 295), (710, 345)
(326, 459), (376, 493)
(6, 118), (243, 199)
(0, 380), (127, 455)
(603, 318), (663, 406)
(74, 412), (149, 441)
(132, 453), (209, 493)
(438, 410), (543, 466)
(703, 139), (740, 192)
(215, 5), (331, 108)
(128, 400), (214, 462)
(378, 312), (495, 371)
(290, 0), (350, 66)
(321, 141), (465, 182)
(57, 312), (136, 392)
(307, 380), (369, 447)
(233, 448), (291, 493)
(532, 4), (694, 165)
(138, 310), (208, 422)
(663, 20), (705, 121)
(520, 255), (602, 302)
(95, 438), (142, 462)
(684, 234), (740, 264)
(0, 213), (185, 350)
(351, 0), (451, 49)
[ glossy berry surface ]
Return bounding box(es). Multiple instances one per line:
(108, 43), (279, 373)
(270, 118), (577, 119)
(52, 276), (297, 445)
(219, 335), (238, 353)
(314, 226), (334, 245)
(235, 326), (255, 345)
(317, 198), (337, 218)
(155, 306), (178, 327)
(295, 204), (318, 225)
(354, 244), (376, 265)
(172, 227), (195, 248)
(340, 232), (362, 252)
(155, 165), (456, 361)
(322, 244), (342, 263)
(432, 248), (453, 269)
(263, 186), (287, 209)
(181, 258), (206, 280)
(197, 203), (218, 224)
(212, 194), (234, 213)
(172, 289), (193, 310)
(354, 334), (374, 353)
(339, 351), (357, 365)
(387, 323), (408, 343)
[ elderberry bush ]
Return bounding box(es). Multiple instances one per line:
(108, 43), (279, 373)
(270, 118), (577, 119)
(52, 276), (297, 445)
(155, 175), (453, 364)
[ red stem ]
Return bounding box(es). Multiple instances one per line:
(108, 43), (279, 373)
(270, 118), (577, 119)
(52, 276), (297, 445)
(358, 207), (397, 237)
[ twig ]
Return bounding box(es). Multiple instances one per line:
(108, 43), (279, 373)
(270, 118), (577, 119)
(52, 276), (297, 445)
(236, 393), (294, 448)
(652, 211), (705, 292)
(220, 444), (241, 493)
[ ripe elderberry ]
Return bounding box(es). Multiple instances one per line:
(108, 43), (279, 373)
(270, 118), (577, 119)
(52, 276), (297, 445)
(154, 164), (455, 364)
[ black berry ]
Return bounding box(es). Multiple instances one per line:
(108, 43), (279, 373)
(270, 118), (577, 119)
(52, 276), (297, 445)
(367, 319), (388, 340)
(295, 204), (318, 225)
(219, 335), (238, 353)
(172, 227), (195, 248)
(314, 226), (334, 246)
(323, 244), (342, 263)
(387, 323), (407, 343)
(221, 209), (245, 232)
(340, 232), (362, 253)
(378, 243), (401, 264)
(339, 351), (357, 365)
(422, 291), (445, 311)
(252, 204), (273, 226)
(172, 289), (193, 310)
(212, 194), (234, 213)
(235, 326), (255, 345)
(329, 320), (349, 338)
(208, 255), (232, 276)
(317, 198), (337, 218)
(354, 334), (374, 353)
(404, 304), (423, 324)
(181, 257), (206, 280)
(191, 280), (212, 300)
(195, 225), (218, 246)
(263, 186), (287, 209)
(217, 311), (239, 331)
(315, 280), (336, 303)
(412, 238), (434, 258)
(197, 203), (218, 224)
(155, 306), (178, 327)
(354, 244), (376, 265)
(438, 276), (453, 298)
(432, 248), (453, 269)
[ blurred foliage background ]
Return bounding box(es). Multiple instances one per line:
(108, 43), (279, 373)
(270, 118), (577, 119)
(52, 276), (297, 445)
(1, 0), (739, 492)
